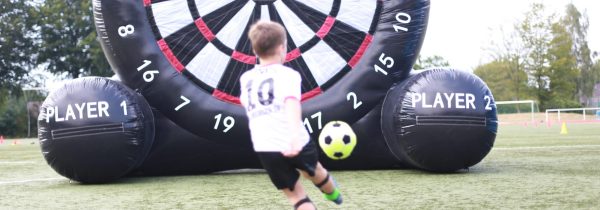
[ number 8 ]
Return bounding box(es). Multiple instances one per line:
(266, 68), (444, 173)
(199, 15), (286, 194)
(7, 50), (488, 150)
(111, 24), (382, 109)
(118, 25), (135, 37)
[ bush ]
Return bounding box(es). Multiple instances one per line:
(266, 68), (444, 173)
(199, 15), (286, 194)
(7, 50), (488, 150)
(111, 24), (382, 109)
(0, 96), (26, 137)
(542, 98), (582, 110)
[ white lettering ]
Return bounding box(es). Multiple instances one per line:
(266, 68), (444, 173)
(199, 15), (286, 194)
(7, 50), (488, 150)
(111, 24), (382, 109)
(411, 93), (422, 108)
(45, 107), (55, 123)
(455, 93), (465, 109)
(87, 102), (98, 118)
(421, 93), (432, 108)
(98, 101), (110, 117)
(75, 103), (86, 119)
(411, 92), (479, 110)
(443, 93), (454, 108)
(466, 94), (476, 109)
(54, 106), (64, 122)
(45, 101), (113, 122)
(65, 105), (76, 121)
(433, 92), (444, 108)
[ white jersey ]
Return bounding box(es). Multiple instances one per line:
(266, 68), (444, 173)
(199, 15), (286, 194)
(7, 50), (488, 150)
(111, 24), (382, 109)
(239, 64), (310, 152)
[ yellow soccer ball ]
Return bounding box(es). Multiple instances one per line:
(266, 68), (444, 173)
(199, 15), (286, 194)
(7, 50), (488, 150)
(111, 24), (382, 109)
(318, 121), (357, 160)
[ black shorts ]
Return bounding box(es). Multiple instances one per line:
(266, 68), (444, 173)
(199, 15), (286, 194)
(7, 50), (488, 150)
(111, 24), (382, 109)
(256, 140), (318, 190)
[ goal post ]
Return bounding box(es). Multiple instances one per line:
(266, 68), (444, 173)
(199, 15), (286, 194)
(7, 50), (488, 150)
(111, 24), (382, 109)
(495, 100), (536, 124)
(22, 87), (50, 138)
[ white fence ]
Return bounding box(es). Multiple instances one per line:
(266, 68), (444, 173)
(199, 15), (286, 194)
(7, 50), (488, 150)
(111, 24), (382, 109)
(545, 107), (600, 125)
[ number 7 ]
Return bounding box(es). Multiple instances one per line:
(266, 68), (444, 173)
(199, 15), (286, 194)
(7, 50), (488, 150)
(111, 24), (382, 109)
(175, 95), (190, 111)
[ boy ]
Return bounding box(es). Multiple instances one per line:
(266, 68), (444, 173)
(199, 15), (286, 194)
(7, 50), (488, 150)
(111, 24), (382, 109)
(240, 21), (342, 210)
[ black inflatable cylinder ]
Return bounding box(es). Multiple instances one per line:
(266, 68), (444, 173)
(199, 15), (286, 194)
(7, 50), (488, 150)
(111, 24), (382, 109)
(133, 110), (261, 176)
(381, 69), (498, 172)
(38, 77), (155, 183)
(134, 104), (406, 176)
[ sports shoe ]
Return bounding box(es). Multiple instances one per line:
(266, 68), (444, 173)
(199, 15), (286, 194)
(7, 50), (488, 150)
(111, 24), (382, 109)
(324, 188), (343, 205)
(331, 193), (343, 205)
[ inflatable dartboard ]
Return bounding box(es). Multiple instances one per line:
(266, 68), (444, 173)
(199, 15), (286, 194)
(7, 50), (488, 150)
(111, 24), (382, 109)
(93, 0), (430, 141)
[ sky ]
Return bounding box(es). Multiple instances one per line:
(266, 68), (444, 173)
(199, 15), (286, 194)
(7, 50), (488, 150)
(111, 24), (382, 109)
(419, 0), (600, 71)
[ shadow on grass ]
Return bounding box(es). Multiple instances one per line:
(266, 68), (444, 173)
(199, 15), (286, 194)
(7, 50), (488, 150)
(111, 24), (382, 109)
(396, 163), (501, 176)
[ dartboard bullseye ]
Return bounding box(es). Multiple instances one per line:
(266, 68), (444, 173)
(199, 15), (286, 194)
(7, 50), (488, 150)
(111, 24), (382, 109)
(93, 0), (430, 141)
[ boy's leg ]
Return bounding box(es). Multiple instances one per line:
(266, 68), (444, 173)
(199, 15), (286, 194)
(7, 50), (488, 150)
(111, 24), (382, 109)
(300, 162), (333, 192)
(256, 152), (316, 209)
(292, 141), (342, 204)
(282, 181), (315, 210)
(300, 162), (342, 204)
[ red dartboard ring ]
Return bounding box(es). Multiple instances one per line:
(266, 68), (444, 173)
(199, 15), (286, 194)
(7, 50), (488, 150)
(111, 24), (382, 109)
(93, 0), (430, 142)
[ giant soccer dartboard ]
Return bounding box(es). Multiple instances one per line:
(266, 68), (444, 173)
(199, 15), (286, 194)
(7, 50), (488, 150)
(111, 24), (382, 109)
(93, 0), (430, 142)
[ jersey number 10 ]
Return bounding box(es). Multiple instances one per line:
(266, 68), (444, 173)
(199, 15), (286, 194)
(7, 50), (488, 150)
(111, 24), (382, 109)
(245, 78), (275, 111)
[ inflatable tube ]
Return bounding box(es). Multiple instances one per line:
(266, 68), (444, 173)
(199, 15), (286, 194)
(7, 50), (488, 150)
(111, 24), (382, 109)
(133, 110), (261, 176)
(381, 69), (498, 172)
(38, 77), (155, 183)
(93, 0), (430, 142)
(134, 104), (404, 176)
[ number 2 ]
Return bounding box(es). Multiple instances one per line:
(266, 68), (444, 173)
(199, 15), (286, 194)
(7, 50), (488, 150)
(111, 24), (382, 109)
(346, 92), (363, 109)
(484, 95), (493, 110)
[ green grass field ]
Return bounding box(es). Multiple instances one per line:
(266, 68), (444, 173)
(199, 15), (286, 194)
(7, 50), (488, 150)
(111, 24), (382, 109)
(1, 123), (599, 209)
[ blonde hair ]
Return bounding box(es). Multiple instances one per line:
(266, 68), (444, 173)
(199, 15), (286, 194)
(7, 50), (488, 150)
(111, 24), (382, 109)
(248, 21), (286, 58)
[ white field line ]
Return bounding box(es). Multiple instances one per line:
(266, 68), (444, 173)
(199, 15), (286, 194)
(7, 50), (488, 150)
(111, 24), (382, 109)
(0, 177), (64, 185)
(494, 144), (600, 151)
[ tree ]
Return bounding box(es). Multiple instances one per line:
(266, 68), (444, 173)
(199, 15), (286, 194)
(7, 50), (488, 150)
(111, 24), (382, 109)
(37, 0), (110, 79)
(474, 60), (529, 102)
(485, 25), (529, 102)
(594, 59), (600, 106)
(0, 0), (37, 92)
(546, 22), (579, 108)
(518, 3), (554, 110)
(480, 3), (598, 110)
(413, 55), (450, 70)
(562, 4), (598, 106)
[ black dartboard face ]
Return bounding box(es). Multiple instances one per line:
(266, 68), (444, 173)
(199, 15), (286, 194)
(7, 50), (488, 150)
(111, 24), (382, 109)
(94, 0), (429, 141)
(145, 0), (381, 103)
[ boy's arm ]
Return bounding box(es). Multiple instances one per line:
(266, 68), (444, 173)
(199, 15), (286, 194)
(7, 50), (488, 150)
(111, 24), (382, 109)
(281, 97), (304, 157)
